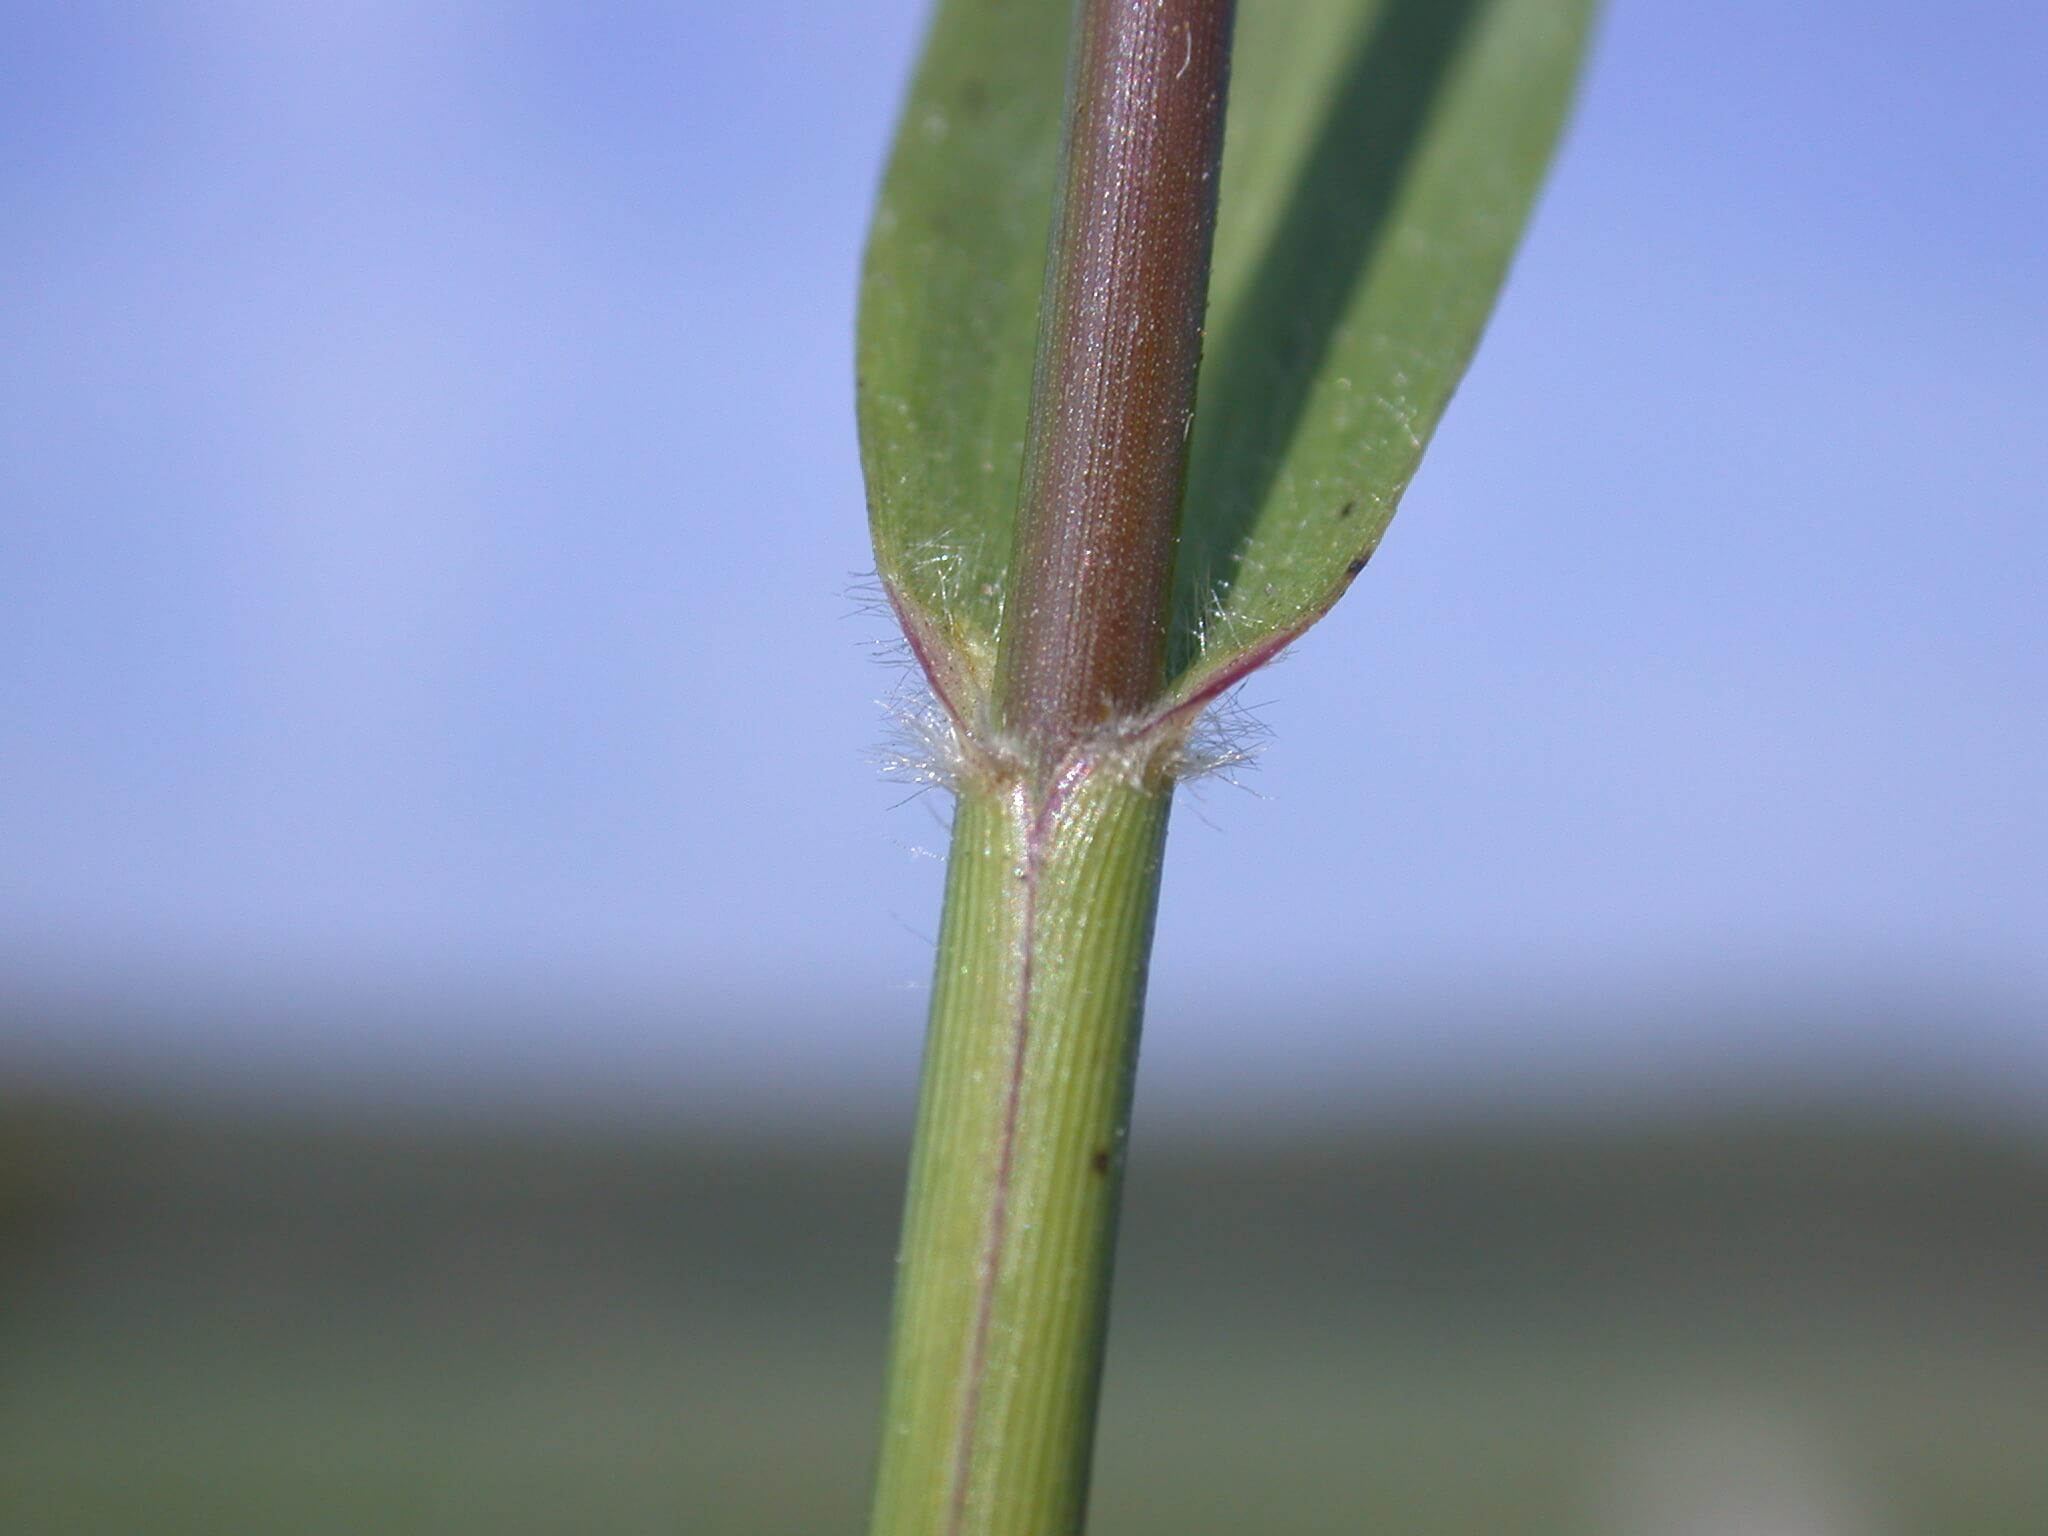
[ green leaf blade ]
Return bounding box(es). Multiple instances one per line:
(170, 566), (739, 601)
(856, 1), (1068, 701)
(857, 0), (1596, 717)
(1172, 0), (1596, 697)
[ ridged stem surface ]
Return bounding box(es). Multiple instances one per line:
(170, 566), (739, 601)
(869, 769), (1172, 1536)
(996, 0), (1234, 758)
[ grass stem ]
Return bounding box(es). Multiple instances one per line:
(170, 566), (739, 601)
(869, 5), (1233, 1529)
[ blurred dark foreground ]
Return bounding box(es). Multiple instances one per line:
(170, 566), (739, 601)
(2, 1094), (2044, 1534)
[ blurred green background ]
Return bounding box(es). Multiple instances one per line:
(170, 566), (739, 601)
(4, 1088), (2043, 1534)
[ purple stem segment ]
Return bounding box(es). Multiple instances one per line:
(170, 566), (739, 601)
(996, 0), (1236, 766)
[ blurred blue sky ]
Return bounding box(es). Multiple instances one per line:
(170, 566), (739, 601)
(2, 1), (2044, 1115)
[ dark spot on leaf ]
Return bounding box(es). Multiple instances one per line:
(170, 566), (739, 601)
(1090, 1148), (1111, 1177)
(1338, 500), (1355, 519)
(1346, 554), (1370, 577)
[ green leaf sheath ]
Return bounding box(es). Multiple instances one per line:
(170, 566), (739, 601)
(860, 0), (1593, 707)
(870, 772), (1172, 1536)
